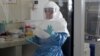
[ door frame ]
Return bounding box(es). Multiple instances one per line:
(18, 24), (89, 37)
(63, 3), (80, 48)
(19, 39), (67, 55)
(74, 0), (85, 56)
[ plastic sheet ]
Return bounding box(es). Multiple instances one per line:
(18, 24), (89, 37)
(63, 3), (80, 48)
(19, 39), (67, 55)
(26, 32), (68, 56)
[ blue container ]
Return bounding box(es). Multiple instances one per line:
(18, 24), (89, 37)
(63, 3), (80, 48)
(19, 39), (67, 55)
(0, 23), (5, 33)
(90, 44), (95, 56)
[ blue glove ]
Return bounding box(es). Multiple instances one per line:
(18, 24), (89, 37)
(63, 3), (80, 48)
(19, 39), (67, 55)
(26, 37), (34, 44)
(26, 36), (40, 45)
(44, 25), (54, 35)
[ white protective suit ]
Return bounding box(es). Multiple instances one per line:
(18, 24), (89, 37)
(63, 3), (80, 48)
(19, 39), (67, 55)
(26, 1), (70, 56)
(25, 1), (70, 39)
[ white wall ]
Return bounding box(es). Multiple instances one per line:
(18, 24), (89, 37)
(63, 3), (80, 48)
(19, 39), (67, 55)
(0, 0), (32, 22)
(30, 0), (49, 20)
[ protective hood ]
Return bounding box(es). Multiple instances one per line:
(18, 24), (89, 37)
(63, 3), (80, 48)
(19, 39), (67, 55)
(44, 1), (63, 20)
(42, 1), (70, 36)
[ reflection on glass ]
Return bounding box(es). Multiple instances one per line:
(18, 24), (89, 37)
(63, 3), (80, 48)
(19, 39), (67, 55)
(85, 2), (100, 42)
(85, 2), (100, 56)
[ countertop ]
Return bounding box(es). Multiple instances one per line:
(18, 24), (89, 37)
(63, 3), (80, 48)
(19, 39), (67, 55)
(0, 37), (28, 48)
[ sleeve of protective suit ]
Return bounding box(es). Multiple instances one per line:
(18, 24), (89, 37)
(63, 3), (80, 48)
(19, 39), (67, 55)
(50, 32), (68, 45)
(26, 36), (40, 46)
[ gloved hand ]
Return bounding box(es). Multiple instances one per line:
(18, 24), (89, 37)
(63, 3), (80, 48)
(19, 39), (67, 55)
(26, 37), (34, 44)
(44, 25), (54, 35)
(26, 36), (40, 46)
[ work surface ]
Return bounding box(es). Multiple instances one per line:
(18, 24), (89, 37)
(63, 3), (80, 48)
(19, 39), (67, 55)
(0, 38), (28, 48)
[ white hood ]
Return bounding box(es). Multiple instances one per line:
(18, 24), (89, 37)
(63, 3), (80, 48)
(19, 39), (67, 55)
(42, 1), (70, 36)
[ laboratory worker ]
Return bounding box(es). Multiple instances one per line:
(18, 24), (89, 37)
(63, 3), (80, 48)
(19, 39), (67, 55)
(26, 1), (70, 56)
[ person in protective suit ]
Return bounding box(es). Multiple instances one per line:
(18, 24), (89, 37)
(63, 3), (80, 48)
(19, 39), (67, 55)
(26, 1), (70, 56)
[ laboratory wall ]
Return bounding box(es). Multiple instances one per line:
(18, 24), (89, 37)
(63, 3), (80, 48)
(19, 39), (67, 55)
(0, 0), (31, 22)
(30, 0), (49, 20)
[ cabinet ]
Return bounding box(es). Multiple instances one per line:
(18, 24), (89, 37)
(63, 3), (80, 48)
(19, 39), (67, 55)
(0, 38), (36, 56)
(95, 42), (100, 56)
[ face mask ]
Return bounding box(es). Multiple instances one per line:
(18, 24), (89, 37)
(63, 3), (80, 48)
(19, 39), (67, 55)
(44, 8), (54, 19)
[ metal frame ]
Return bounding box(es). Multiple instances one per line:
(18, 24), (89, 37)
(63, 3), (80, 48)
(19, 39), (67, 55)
(74, 0), (85, 56)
